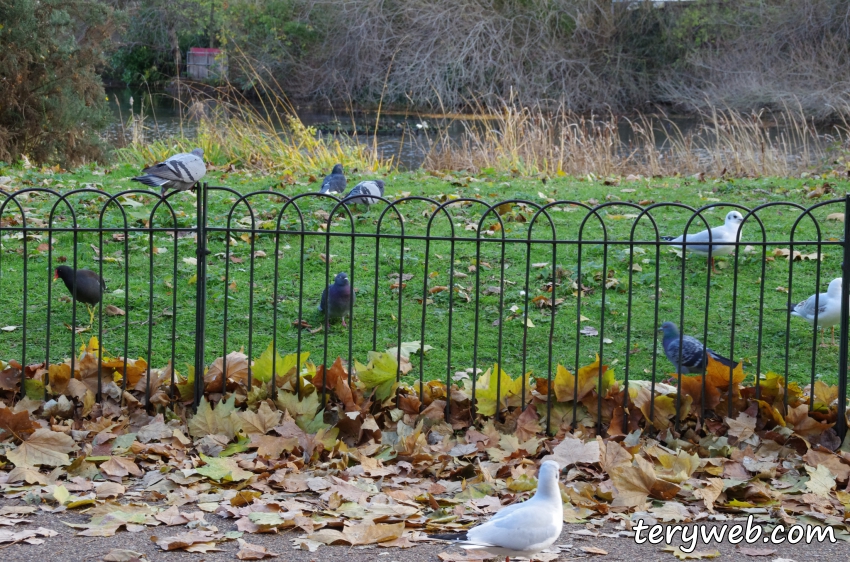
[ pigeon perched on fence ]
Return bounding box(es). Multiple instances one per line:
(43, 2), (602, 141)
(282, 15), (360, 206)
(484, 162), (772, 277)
(784, 277), (843, 346)
(429, 460), (563, 562)
(658, 321), (737, 374)
(661, 211), (745, 273)
(319, 272), (355, 327)
(131, 148), (206, 196)
(54, 266), (107, 326)
(342, 180), (385, 207)
(319, 164), (346, 194)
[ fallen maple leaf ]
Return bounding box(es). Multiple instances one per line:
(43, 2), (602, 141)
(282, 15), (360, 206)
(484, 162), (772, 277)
(236, 538), (279, 559)
(6, 428), (76, 467)
(662, 546), (720, 559)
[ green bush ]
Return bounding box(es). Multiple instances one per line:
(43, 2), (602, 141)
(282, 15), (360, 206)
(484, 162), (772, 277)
(0, 0), (114, 165)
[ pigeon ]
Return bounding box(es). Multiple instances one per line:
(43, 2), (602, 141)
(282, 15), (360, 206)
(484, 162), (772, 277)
(342, 180), (385, 207)
(784, 277), (843, 346)
(658, 321), (737, 374)
(54, 266), (107, 326)
(319, 272), (354, 328)
(319, 164), (346, 194)
(430, 460), (563, 562)
(131, 148), (206, 195)
(661, 211), (745, 273)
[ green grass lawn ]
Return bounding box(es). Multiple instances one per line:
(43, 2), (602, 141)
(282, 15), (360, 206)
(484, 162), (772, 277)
(0, 162), (848, 388)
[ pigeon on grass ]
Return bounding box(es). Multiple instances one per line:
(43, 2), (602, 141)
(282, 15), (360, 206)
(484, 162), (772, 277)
(319, 272), (355, 328)
(319, 164), (346, 194)
(429, 460), (563, 562)
(658, 321), (737, 375)
(783, 278), (843, 347)
(342, 180), (385, 207)
(661, 211), (745, 273)
(131, 148), (206, 196)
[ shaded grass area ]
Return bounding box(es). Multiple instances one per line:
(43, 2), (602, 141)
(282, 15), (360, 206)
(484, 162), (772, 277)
(0, 162), (847, 387)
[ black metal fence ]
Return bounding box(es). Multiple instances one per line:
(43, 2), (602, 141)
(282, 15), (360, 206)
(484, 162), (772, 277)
(1, 184), (848, 438)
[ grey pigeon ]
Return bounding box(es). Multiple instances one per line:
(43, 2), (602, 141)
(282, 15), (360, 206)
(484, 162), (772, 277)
(343, 180), (385, 206)
(661, 211), (744, 273)
(658, 321), (737, 374)
(319, 164), (346, 194)
(429, 460), (563, 562)
(319, 272), (354, 327)
(131, 148), (206, 196)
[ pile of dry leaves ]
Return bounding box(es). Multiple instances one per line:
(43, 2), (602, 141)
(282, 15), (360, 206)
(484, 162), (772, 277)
(0, 337), (847, 558)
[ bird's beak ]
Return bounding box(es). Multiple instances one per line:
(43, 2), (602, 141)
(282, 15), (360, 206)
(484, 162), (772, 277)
(656, 327), (663, 333)
(53, 271), (58, 281)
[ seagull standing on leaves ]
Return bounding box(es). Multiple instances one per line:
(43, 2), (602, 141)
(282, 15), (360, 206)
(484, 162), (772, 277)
(661, 211), (745, 274)
(785, 277), (843, 347)
(430, 460), (563, 562)
(319, 164), (346, 194)
(131, 148), (206, 195)
(343, 180), (385, 207)
(658, 321), (737, 375)
(319, 272), (355, 328)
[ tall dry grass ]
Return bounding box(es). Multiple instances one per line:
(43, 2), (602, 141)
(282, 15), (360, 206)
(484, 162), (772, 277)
(116, 60), (394, 174)
(420, 101), (850, 177)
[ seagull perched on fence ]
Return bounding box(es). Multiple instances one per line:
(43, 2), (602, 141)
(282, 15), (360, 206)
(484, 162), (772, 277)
(429, 460), (563, 562)
(661, 211), (745, 273)
(319, 272), (355, 328)
(658, 321), (738, 375)
(319, 164), (346, 194)
(131, 148), (206, 196)
(783, 277), (843, 347)
(342, 180), (385, 207)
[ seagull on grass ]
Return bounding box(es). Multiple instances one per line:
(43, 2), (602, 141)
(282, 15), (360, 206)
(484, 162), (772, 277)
(131, 148), (206, 196)
(429, 460), (563, 562)
(658, 321), (737, 375)
(784, 278), (843, 347)
(661, 211), (745, 273)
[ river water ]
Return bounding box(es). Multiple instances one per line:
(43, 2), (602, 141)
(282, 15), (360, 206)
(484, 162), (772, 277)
(104, 89), (840, 172)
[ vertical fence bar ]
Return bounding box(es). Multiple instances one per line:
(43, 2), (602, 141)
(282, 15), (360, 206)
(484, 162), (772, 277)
(193, 183), (208, 407)
(836, 195), (850, 441)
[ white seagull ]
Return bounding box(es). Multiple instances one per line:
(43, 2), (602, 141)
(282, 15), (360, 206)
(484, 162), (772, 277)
(430, 460), (563, 562)
(661, 210), (745, 273)
(786, 277), (844, 347)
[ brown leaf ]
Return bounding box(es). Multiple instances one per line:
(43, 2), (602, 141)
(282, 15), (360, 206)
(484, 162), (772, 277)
(100, 456), (143, 478)
(0, 407), (35, 441)
(153, 530), (223, 551)
(236, 539), (279, 559)
(155, 506), (189, 526)
(542, 435), (600, 467)
(105, 305), (125, 316)
(342, 521), (405, 545)
(249, 434), (297, 460)
(238, 402), (283, 435)
(6, 428), (76, 467)
(692, 478), (723, 513)
(581, 547), (608, 555)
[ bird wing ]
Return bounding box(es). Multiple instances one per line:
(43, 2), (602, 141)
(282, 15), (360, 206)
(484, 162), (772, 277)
(792, 292), (826, 321)
(318, 286), (328, 312)
(142, 153), (205, 183)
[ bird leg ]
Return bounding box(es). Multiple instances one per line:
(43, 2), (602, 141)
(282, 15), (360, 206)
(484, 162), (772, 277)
(342, 317), (348, 328)
(820, 328), (829, 348)
(832, 326), (837, 347)
(86, 304), (96, 327)
(710, 256), (718, 275)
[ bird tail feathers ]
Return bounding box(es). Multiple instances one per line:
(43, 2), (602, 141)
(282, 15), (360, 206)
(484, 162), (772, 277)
(428, 532), (469, 542)
(709, 352), (738, 369)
